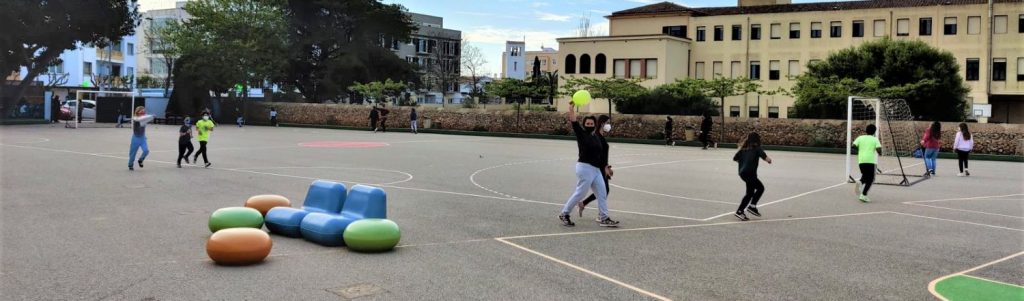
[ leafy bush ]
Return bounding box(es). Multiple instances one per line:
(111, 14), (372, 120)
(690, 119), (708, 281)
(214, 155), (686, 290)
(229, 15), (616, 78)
(614, 87), (717, 116)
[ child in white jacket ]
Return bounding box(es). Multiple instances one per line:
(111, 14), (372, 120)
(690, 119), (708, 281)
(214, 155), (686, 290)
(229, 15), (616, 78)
(953, 123), (974, 177)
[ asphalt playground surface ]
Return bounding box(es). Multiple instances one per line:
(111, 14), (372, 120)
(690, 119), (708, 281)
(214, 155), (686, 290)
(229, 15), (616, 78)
(1, 123), (1022, 300)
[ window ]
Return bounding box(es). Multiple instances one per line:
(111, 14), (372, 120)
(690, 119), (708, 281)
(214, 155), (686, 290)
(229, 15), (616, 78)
(127, 67), (134, 76)
(993, 58), (1006, 81)
(1020, 14), (1024, 33)
(714, 26), (723, 41)
(749, 106), (760, 118)
(127, 43), (134, 55)
(769, 60), (780, 80)
(565, 54), (576, 74)
(732, 25), (742, 40)
(852, 20), (864, 37)
(830, 21), (842, 37)
(788, 60), (800, 76)
(1017, 58), (1024, 81)
(751, 24), (762, 40)
(789, 23), (800, 39)
(968, 16), (981, 35)
(770, 23), (781, 39)
(731, 61), (741, 78)
(896, 19), (910, 36)
(730, 106), (741, 117)
(810, 22), (822, 38)
(993, 15), (1007, 34)
(966, 59), (979, 81)
(873, 20), (885, 37)
(629, 59), (642, 79)
(645, 59), (658, 79)
(47, 62), (63, 74)
(662, 25), (687, 38)
(696, 26), (706, 41)
(595, 54), (607, 74)
(579, 54), (591, 74)
(944, 17), (957, 35)
(920, 18), (933, 36)
(768, 107), (780, 118)
(613, 59), (626, 78)
(749, 61), (761, 80)
(712, 61), (723, 77)
(695, 62), (706, 79)
(83, 62), (92, 75)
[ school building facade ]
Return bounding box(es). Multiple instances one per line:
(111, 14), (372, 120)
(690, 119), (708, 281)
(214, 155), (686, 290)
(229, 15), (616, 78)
(556, 0), (1024, 123)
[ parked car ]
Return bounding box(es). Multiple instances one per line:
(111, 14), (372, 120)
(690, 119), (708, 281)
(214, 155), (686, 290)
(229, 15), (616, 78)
(61, 100), (96, 120)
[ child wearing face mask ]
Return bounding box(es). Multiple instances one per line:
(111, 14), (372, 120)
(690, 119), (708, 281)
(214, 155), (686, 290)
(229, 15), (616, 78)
(128, 106), (154, 171)
(193, 113), (215, 168)
(177, 116), (195, 168)
(559, 102), (618, 228)
(578, 115), (613, 218)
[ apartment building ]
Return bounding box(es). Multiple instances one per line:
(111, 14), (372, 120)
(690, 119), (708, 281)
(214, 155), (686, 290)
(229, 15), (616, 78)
(557, 0), (1024, 123)
(137, 1), (190, 91)
(388, 13), (462, 105)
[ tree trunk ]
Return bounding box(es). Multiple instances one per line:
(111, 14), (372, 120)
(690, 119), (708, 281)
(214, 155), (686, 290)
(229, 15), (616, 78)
(5, 49), (62, 110)
(719, 97), (726, 144)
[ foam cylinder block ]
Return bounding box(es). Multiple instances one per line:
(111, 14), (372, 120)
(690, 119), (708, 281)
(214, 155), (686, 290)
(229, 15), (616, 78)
(208, 207), (264, 233)
(343, 219), (401, 252)
(264, 207), (308, 238)
(245, 194), (292, 216)
(299, 212), (352, 247)
(206, 228), (272, 265)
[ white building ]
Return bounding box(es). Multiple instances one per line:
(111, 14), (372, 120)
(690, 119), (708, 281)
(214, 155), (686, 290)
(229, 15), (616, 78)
(24, 32), (139, 106)
(138, 1), (190, 89)
(501, 41), (527, 79)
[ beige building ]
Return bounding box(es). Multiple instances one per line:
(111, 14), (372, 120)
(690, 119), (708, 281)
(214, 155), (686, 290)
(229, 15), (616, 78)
(557, 0), (1024, 123)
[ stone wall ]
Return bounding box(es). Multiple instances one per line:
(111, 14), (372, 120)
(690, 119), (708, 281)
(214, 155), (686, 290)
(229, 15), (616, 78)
(246, 102), (1024, 155)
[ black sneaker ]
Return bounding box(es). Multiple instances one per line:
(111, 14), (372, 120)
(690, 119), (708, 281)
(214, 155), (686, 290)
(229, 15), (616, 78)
(746, 206), (761, 217)
(559, 214), (575, 227)
(734, 211), (749, 221)
(177, 164), (181, 168)
(128, 166), (134, 171)
(597, 217), (619, 227)
(185, 158), (191, 164)
(205, 162), (212, 168)
(138, 160), (144, 168)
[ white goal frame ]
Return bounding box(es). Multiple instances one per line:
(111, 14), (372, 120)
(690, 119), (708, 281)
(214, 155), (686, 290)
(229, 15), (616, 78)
(845, 96), (929, 187)
(71, 90), (137, 129)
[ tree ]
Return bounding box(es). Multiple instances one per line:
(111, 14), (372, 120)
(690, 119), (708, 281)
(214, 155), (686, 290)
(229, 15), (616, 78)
(424, 40), (459, 106)
(560, 76), (648, 115)
(142, 21), (181, 97)
(348, 79), (406, 105)
(486, 78), (534, 103)
(697, 76), (764, 143)
(0, 0), (140, 109)
(616, 79), (716, 115)
(791, 38), (968, 120)
(282, 0), (417, 103)
(460, 42), (487, 102)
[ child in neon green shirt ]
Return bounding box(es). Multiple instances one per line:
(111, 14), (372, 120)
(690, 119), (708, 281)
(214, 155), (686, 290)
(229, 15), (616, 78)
(852, 124), (882, 202)
(193, 113), (215, 168)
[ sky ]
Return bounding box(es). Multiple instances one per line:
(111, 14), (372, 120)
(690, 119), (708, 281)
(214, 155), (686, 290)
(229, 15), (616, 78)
(138, 0), (853, 76)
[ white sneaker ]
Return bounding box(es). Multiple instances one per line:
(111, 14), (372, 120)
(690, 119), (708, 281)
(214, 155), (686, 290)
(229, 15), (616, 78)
(957, 173), (965, 177)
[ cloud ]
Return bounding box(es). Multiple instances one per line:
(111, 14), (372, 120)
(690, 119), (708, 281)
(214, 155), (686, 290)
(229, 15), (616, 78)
(536, 12), (572, 22)
(531, 1), (550, 7)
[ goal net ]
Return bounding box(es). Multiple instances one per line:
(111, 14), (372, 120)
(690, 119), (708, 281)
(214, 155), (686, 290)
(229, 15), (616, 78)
(845, 97), (928, 186)
(64, 90), (138, 129)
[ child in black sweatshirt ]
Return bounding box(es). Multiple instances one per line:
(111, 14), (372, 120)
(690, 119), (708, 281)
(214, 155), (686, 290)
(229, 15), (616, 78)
(733, 132), (773, 221)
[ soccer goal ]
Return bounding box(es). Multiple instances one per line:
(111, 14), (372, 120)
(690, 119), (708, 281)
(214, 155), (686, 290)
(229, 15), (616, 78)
(845, 96), (929, 186)
(68, 90), (138, 129)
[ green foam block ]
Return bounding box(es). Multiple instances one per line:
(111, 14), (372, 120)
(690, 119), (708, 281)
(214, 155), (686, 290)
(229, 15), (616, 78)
(209, 207), (264, 233)
(343, 219), (401, 252)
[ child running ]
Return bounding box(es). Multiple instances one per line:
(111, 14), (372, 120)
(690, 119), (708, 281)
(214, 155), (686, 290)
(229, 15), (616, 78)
(559, 101), (618, 227)
(733, 132), (772, 220)
(853, 124), (882, 203)
(193, 112), (215, 168)
(954, 123), (973, 177)
(128, 106), (154, 171)
(177, 116), (195, 168)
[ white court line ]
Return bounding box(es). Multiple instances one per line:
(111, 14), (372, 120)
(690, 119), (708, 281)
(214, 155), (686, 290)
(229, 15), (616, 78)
(93, 145), (302, 156)
(495, 238), (673, 301)
(0, 143), (704, 221)
(2, 137), (50, 144)
(700, 182), (849, 221)
(906, 193), (1024, 204)
(927, 250), (1024, 301)
(889, 211), (1024, 232)
(230, 166), (414, 186)
(615, 158), (726, 170)
(903, 202), (1024, 219)
(609, 183), (733, 205)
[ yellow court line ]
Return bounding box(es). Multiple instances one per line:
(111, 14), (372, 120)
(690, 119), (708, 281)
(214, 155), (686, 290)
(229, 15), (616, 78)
(495, 238), (673, 301)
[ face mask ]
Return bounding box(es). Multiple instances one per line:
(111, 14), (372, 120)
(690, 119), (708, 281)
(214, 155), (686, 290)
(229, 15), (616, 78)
(602, 124), (612, 133)
(184, 118), (191, 125)
(203, 116), (210, 120)
(584, 126), (596, 133)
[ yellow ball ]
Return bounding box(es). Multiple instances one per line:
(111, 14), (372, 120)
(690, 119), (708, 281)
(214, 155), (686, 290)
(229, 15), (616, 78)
(572, 90), (592, 106)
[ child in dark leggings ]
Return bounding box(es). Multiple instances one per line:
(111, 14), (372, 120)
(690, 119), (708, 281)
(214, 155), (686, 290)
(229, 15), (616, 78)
(733, 132), (772, 221)
(954, 123), (974, 177)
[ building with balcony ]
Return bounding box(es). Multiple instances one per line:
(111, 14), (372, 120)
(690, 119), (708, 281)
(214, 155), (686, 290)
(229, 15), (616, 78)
(386, 13), (462, 105)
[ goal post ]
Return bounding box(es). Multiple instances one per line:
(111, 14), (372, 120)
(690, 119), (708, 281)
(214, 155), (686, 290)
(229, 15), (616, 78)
(71, 90), (138, 129)
(846, 96), (929, 186)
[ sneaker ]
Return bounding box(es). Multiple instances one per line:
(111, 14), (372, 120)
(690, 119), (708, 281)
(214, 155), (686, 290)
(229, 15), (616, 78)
(957, 172), (965, 177)
(138, 160), (144, 168)
(734, 211), (749, 221)
(128, 166), (134, 171)
(597, 217), (619, 227)
(205, 162), (212, 168)
(185, 158), (191, 164)
(965, 170), (970, 176)
(177, 164), (182, 168)
(746, 206), (761, 217)
(559, 214), (575, 227)
(859, 194), (870, 203)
